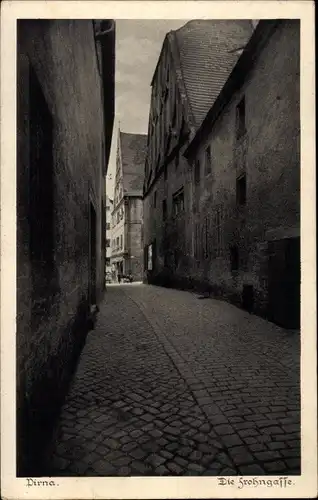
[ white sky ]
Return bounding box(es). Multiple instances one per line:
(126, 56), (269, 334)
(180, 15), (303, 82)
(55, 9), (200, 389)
(106, 20), (186, 197)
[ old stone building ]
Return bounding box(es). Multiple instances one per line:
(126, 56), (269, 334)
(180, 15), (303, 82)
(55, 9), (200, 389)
(105, 195), (113, 280)
(144, 19), (300, 329)
(16, 20), (115, 475)
(143, 20), (254, 282)
(185, 20), (300, 329)
(111, 131), (147, 281)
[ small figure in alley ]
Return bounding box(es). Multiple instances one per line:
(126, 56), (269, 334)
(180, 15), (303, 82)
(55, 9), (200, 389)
(15, 15), (304, 484)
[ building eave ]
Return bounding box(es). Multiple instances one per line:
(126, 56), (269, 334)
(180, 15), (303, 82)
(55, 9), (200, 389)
(93, 20), (116, 174)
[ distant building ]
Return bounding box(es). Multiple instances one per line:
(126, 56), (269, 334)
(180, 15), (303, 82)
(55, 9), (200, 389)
(105, 195), (113, 278)
(185, 20), (300, 328)
(143, 20), (254, 283)
(16, 19), (115, 475)
(111, 131), (147, 281)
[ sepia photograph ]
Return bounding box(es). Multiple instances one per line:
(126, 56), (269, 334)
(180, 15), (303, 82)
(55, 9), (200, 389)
(1, 1), (316, 499)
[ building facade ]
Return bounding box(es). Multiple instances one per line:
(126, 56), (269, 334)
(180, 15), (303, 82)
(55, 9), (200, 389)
(185, 20), (300, 329)
(143, 20), (254, 284)
(111, 131), (147, 281)
(105, 195), (113, 279)
(16, 20), (115, 475)
(144, 20), (300, 329)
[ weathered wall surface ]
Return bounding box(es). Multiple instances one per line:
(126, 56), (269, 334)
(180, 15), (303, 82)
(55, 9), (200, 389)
(187, 21), (300, 310)
(127, 197), (143, 280)
(17, 20), (108, 474)
(144, 21), (300, 321)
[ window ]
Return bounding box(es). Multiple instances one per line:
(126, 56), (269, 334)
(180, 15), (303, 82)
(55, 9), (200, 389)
(172, 188), (184, 216)
(236, 174), (247, 205)
(236, 96), (246, 139)
(175, 152), (179, 170)
(116, 237), (119, 249)
(164, 164), (168, 181)
(154, 191), (157, 208)
(106, 257), (111, 266)
(205, 145), (212, 175)
(106, 239), (111, 248)
(120, 235), (123, 249)
(216, 208), (221, 257)
(162, 199), (167, 220)
(194, 160), (200, 185)
(106, 222), (110, 230)
(230, 245), (239, 271)
(147, 244), (153, 271)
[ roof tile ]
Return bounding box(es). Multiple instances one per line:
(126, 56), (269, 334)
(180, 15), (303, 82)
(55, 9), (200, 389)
(173, 20), (254, 127)
(120, 132), (147, 195)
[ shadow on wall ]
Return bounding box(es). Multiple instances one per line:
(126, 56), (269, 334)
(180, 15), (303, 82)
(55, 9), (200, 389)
(145, 269), (294, 329)
(17, 296), (99, 477)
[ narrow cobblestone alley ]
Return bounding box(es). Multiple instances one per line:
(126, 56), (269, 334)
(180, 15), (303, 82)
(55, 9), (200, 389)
(45, 284), (300, 477)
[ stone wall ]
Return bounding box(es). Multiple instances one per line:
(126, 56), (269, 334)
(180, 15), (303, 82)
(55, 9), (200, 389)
(143, 21), (300, 322)
(16, 20), (110, 475)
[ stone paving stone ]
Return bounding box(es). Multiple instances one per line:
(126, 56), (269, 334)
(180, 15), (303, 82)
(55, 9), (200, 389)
(145, 453), (166, 468)
(219, 467), (237, 475)
(214, 424), (235, 436)
(188, 463), (205, 474)
(238, 464), (266, 475)
(117, 466), (132, 476)
(227, 446), (254, 466)
(281, 448), (300, 458)
(285, 458), (300, 469)
(254, 450), (281, 461)
(112, 456), (132, 467)
(155, 465), (170, 475)
(129, 448), (148, 460)
(166, 462), (184, 475)
(263, 460), (287, 472)
(221, 433), (244, 448)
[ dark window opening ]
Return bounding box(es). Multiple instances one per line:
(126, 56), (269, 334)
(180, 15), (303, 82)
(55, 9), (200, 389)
(174, 249), (179, 269)
(89, 203), (97, 305)
(164, 164), (168, 181)
(175, 153), (179, 170)
(172, 102), (177, 128)
(194, 160), (200, 185)
(106, 257), (111, 266)
(236, 174), (247, 205)
(172, 188), (184, 216)
(230, 245), (239, 271)
(106, 222), (110, 230)
(205, 145), (212, 174)
(106, 239), (111, 247)
(162, 199), (167, 221)
(236, 96), (246, 139)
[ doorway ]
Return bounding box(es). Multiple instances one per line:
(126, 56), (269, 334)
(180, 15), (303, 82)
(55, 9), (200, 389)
(89, 202), (97, 306)
(268, 237), (300, 329)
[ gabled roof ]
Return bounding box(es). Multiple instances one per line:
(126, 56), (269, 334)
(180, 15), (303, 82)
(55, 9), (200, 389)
(185, 20), (280, 158)
(119, 132), (147, 196)
(153, 20), (254, 130)
(174, 20), (254, 128)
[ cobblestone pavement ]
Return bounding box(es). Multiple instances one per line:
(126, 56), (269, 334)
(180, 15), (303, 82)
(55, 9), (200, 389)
(45, 284), (300, 476)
